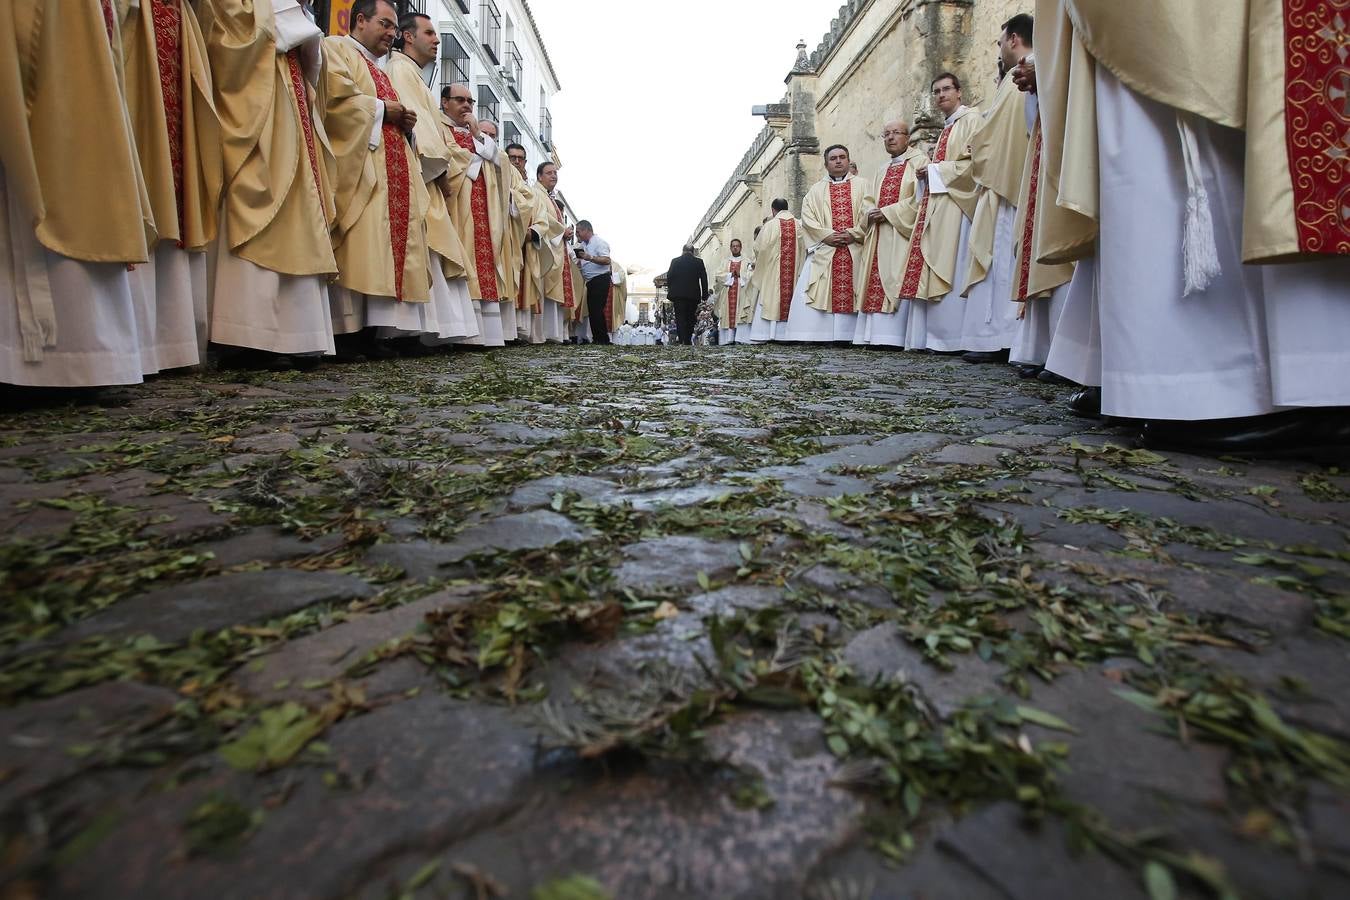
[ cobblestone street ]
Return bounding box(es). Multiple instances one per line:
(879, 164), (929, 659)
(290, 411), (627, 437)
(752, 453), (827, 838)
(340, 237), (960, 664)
(1, 345), (1348, 899)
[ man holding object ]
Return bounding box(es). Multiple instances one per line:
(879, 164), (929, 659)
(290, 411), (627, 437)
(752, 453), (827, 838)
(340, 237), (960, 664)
(575, 221), (612, 345)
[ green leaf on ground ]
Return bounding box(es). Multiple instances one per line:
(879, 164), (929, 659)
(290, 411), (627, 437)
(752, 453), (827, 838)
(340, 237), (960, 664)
(219, 702), (326, 771)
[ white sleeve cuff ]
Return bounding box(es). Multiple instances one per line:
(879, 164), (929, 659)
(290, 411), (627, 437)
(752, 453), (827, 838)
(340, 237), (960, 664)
(273, 0), (322, 54)
(927, 163), (948, 195)
(368, 100), (385, 150)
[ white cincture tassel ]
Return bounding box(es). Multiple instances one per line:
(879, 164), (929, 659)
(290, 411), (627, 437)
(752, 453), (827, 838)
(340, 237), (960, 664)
(1176, 113), (1221, 297)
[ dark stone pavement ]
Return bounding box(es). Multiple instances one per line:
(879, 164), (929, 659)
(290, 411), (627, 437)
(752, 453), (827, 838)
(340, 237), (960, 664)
(1, 345), (1347, 899)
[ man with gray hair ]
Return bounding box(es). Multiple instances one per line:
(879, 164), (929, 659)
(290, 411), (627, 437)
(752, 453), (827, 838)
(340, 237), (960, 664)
(854, 119), (928, 348)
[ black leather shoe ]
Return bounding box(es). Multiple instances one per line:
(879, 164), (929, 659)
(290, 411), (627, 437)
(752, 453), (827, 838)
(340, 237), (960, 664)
(217, 348), (294, 371)
(1015, 364), (1043, 379)
(961, 349), (1010, 364)
(1141, 409), (1350, 461)
(1037, 369), (1075, 385)
(1068, 386), (1102, 418)
(366, 340), (399, 360)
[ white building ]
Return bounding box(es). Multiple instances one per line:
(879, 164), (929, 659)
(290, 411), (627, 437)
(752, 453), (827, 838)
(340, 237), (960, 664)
(418, 0), (560, 183)
(321, 0), (576, 218)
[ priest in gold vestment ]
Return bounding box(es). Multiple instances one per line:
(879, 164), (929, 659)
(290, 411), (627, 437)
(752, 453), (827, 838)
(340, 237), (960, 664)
(439, 84), (508, 347)
(536, 162), (572, 342)
(852, 120), (927, 348)
(387, 13), (478, 345)
(0, 0), (154, 387)
(321, 0), (430, 355)
(122, 0), (221, 372)
(199, 0), (338, 364)
(748, 199), (803, 343)
(1033, 0), (1348, 454)
(1004, 17), (1078, 375)
(504, 142), (558, 344)
(786, 145), (866, 343)
(713, 239), (751, 346)
(954, 26), (1036, 363)
(899, 73), (981, 351)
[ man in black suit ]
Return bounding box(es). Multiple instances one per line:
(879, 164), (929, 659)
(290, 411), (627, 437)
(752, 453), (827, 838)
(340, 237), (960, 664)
(666, 244), (709, 346)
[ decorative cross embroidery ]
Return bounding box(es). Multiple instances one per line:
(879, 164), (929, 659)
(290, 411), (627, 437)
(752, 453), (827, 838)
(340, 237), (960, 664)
(1284, 0), (1350, 253)
(828, 181), (856, 313)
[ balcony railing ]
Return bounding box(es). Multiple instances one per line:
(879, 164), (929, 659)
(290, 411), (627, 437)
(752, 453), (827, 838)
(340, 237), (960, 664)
(478, 0), (501, 64)
(539, 108), (552, 150)
(477, 84), (500, 127)
(504, 41), (523, 100)
(440, 33), (470, 88)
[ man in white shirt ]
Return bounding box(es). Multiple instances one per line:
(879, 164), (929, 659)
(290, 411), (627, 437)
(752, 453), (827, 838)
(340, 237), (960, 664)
(575, 220), (613, 345)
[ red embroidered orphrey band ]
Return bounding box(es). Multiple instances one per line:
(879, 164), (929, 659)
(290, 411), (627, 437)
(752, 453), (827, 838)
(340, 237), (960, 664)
(1015, 123), (1044, 300)
(727, 260), (741, 324)
(1283, 0), (1350, 255)
(899, 121), (953, 298)
(862, 162), (907, 313)
(152, 0), (185, 243)
(828, 181), (857, 314)
(552, 199), (575, 308)
(287, 50), (324, 209)
(361, 58), (411, 300)
(778, 218), (796, 321)
(100, 0), (116, 45)
(517, 257), (527, 309)
(453, 129), (500, 301)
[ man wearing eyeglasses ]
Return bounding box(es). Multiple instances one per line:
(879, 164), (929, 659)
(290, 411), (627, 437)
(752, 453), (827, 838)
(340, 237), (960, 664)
(384, 11), (479, 347)
(321, 0), (430, 357)
(439, 83), (509, 346)
(536, 162), (575, 342)
(503, 143), (558, 343)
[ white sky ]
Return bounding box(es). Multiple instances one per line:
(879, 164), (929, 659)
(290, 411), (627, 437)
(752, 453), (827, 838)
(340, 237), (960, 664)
(528, 0), (842, 277)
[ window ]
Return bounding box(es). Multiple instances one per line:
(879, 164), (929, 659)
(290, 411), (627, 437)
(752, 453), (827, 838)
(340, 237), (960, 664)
(439, 33), (469, 90)
(539, 107), (552, 150)
(478, 0), (501, 64)
(477, 84), (500, 126)
(502, 121), (522, 149)
(504, 41), (523, 100)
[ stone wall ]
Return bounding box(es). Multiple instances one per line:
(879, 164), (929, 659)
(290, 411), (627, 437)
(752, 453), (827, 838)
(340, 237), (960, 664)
(690, 0), (1024, 263)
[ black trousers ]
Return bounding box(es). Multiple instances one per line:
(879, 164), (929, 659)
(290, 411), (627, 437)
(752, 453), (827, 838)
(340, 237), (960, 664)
(672, 297), (698, 345)
(585, 275), (611, 344)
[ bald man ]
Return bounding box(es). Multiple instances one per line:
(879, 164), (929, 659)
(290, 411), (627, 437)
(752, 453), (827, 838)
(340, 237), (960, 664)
(854, 119), (928, 348)
(440, 84), (508, 345)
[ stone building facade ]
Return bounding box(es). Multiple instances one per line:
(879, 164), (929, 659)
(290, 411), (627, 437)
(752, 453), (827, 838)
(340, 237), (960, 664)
(687, 0), (1022, 261)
